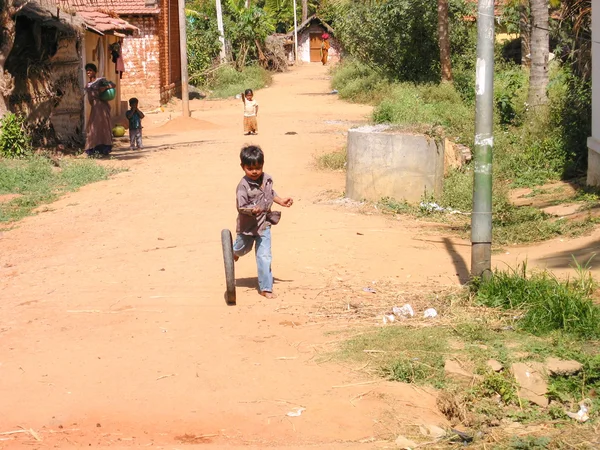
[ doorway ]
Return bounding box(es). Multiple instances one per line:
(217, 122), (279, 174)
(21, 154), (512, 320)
(309, 33), (323, 62)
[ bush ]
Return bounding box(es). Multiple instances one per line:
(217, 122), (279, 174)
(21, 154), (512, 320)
(0, 113), (32, 158)
(331, 60), (390, 104)
(186, 8), (222, 86)
(205, 65), (272, 98)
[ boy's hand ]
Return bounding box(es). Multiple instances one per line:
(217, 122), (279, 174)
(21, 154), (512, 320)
(251, 206), (262, 215)
(280, 198), (293, 207)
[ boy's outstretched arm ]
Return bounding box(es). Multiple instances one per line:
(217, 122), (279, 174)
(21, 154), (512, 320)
(241, 93), (245, 103)
(274, 196), (293, 207)
(138, 109), (145, 119)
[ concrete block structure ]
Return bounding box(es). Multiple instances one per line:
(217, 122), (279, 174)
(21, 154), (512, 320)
(587, 4), (600, 185)
(345, 126), (445, 204)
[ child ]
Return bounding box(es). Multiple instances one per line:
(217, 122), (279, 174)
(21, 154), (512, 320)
(241, 89), (258, 135)
(125, 97), (145, 150)
(234, 145), (293, 298)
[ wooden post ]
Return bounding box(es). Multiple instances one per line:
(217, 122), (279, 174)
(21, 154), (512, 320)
(177, 0), (190, 117)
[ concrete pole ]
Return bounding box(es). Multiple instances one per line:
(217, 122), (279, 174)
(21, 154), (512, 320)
(177, 0), (190, 117)
(216, 0), (226, 62)
(293, 0), (298, 62)
(471, 0), (495, 279)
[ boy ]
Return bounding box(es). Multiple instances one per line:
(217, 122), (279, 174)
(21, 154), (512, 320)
(234, 145), (293, 299)
(125, 97), (145, 150)
(241, 89), (258, 135)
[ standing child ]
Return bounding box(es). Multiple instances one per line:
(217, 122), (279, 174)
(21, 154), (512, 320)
(234, 145), (293, 298)
(126, 97), (145, 150)
(241, 89), (259, 135)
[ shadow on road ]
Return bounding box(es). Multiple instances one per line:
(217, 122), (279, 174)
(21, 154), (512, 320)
(442, 237), (470, 284)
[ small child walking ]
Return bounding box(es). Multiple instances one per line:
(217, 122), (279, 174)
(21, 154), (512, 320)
(241, 89), (258, 135)
(125, 97), (145, 150)
(234, 145), (293, 298)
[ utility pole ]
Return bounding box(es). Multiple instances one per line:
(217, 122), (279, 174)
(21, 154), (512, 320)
(293, 0), (298, 62)
(471, 0), (495, 279)
(178, 0), (190, 117)
(216, 0), (226, 62)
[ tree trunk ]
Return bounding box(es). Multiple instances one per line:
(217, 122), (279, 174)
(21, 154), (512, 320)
(519, 1), (531, 66)
(437, 0), (452, 82)
(301, 0), (307, 23)
(528, 0), (549, 106)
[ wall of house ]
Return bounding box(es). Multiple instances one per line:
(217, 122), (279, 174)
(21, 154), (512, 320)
(587, 5), (600, 185)
(84, 33), (121, 116)
(120, 16), (161, 108)
(297, 24), (339, 63)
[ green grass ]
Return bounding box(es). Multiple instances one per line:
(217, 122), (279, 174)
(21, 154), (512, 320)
(472, 263), (600, 338)
(316, 149), (346, 171)
(205, 65), (272, 99)
(331, 59), (391, 104)
(0, 157), (117, 222)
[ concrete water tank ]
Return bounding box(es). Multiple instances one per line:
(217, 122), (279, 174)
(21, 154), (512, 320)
(345, 125), (445, 203)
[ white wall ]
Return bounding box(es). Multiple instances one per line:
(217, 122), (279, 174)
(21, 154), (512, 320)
(296, 24), (339, 63)
(587, 4), (600, 185)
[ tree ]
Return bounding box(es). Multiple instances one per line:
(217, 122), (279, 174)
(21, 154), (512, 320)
(528, 0), (549, 106)
(0, 0), (28, 117)
(302, 0), (307, 22)
(437, 0), (452, 82)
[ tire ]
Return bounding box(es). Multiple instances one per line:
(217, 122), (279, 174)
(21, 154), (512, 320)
(221, 229), (236, 305)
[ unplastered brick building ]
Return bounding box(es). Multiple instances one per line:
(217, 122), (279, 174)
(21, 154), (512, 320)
(73, 0), (182, 108)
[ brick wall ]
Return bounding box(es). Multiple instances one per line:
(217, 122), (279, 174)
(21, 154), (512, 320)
(120, 15), (161, 108)
(157, 0), (181, 104)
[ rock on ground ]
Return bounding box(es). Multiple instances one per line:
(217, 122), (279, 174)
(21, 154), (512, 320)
(545, 358), (583, 376)
(395, 435), (418, 449)
(512, 362), (548, 408)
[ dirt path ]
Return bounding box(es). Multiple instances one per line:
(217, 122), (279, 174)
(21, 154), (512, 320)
(0, 64), (597, 449)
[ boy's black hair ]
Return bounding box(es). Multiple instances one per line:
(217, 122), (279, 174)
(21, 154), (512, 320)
(244, 88), (253, 96)
(85, 63), (97, 72)
(129, 97), (139, 107)
(240, 145), (264, 167)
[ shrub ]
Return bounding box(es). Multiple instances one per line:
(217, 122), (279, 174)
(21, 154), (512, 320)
(472, 264), (600, 338)
(331, 60), (390, 104)
(205, 65), (272, 98)
(0, 113), (32, 158)
(186, 8), (222, 86)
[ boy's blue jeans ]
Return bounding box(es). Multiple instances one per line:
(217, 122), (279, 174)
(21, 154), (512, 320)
(233, 227), (273, 292)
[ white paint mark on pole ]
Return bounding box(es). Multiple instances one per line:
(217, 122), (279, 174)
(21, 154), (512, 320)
(474, 135), (494, 147)
(474, 161), (493, 175)
(476, 58), (486, 96)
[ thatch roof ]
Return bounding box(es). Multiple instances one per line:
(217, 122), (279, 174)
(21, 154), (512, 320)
(287, 15), (334, 37)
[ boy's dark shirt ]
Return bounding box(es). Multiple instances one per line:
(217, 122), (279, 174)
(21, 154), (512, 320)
(236, 173), (278, 236)
(126, 110), (142, 130)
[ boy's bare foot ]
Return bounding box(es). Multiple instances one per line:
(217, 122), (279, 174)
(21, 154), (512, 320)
(260, 291), (277, 299)
(234, 254), (239, 262)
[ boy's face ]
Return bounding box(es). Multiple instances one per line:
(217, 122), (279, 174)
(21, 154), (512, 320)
(130, 102), (138, 108)
(242, 163), (263, 181)
(245, 93), (253, 101)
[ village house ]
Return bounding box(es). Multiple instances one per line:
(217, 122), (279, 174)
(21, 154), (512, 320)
(8, 0), (137, 146)
(72, 0), (183, 108)
(288, 15), (339, 64)
(586, 5), (599, 185)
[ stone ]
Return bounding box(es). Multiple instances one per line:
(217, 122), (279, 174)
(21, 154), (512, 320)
(487, 359), (504, 372)
(395, 435), (417, 449)
(545, 358), (583, 376)
(511, 362), (549, 408)
(419, 424), (446, 439)
(444, 360), (478, 386)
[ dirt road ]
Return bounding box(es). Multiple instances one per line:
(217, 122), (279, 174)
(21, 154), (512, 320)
(0, 64), (597, 449)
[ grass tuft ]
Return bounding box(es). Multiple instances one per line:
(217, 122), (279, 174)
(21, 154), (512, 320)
(316, 149), (346, 171)
(472, 263), (600, 338)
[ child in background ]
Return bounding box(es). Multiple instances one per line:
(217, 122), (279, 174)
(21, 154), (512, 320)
(234, 145), (293, 298)
(241, 89), (259, 135)
(126, 97), (144, 150)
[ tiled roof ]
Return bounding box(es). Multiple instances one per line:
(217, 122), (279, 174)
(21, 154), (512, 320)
(77, 7), (139, 34)
(68, 0), (160, 16)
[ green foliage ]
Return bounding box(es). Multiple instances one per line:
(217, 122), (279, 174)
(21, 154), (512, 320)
(0, 157), (115, 222)
(186, 7), (222, 86)
(224, 0), (274, 69)
(477, 371), (518, 404)
(0, 113), (32, 158)
(206, 65), (272, 98)
(472, 264), (600, 338)
(264, 0), (294, 33)
(335, 0), (475, 83)
(331, 59), (391, 104)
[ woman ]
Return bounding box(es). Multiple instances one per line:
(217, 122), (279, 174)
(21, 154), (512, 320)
(320, 33), (331, 66)
(84, 63), (115, 157)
